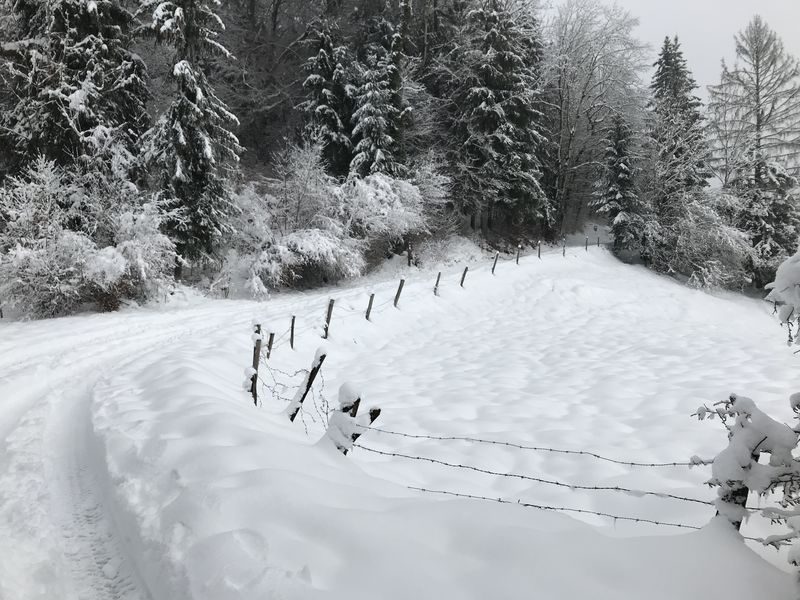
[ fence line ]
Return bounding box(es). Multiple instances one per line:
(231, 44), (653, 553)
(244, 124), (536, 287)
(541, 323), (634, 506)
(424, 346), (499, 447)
(357, 425), (711, 468)
(406, 486), (704, 530)
(354, 445), (715, 506)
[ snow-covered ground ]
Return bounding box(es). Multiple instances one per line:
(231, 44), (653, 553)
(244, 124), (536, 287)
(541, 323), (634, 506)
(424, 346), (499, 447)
(0, 242), (796, 599)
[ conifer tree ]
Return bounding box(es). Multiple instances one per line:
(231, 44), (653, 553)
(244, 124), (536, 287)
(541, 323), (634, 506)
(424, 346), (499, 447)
(644, 36), (710, 270)
(299, 21), (354, 178)
(349, 48), (399, 176)
(708, 17), (800, 286)
(708, 16), (800, 185)
(436, 4), (547, 227)
(594, 114), (644, 253)
(0, 0), (149, 170)
(139, 0), (243, 265)
(648, 36), (710, 225)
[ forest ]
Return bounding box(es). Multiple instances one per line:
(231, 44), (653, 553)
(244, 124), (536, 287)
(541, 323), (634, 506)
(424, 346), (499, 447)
(1, 0), (799, 317)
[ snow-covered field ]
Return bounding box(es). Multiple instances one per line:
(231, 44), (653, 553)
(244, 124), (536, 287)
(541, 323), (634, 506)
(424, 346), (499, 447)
(0, 242), (796, 599)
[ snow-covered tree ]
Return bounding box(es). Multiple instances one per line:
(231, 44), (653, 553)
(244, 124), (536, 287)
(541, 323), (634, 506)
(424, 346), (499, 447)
(593, 114), (644, 253)
(0, 0), (149, 170)
(541, 0), (647, 234)
(434, 3), (548, 229)
(642, 36), (711, 274)
(299, 21), (354, 177)
(647, 36), (710, 225)
(707, 17), (800, 287)
(0, 157), (175, 317)
(139, 0), (243, 266)
(708, 16), (800, 185)
(734, 162), (800, 287)
(349, 48), (400, 177)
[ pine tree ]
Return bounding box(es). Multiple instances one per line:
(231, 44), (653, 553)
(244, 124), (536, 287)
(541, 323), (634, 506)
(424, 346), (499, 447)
(648, 36), (710, 223)
(299, 21), (354, 178)
(644, 36), (710, 270)
(349, 45), (399, 176)
(732, 157), (800, 287)
(435, 4), (547, 227)
(139, 0), (243, 264)
(0, 0), (149, 170)
(594, 114), (644, 253)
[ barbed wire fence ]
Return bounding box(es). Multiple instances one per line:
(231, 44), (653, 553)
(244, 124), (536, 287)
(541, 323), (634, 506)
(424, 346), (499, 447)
(235, 241), (778, 540)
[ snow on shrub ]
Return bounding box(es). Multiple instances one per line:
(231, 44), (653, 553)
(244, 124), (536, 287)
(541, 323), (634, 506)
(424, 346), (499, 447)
(647, 191), (753, 290)
(696, 394), (800, 566)
(219, 143), (442, 297)
(339, 172), (427, 242)
(0, 158), (175, 317)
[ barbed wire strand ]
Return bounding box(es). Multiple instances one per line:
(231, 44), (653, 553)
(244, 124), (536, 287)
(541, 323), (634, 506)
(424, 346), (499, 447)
(358, 426), (711, 468)
(406, 486), (702, 530)
(354, 445), (714, 506)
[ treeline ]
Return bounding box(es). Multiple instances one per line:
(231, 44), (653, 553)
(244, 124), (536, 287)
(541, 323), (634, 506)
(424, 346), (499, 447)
(0, 0), (798, 316)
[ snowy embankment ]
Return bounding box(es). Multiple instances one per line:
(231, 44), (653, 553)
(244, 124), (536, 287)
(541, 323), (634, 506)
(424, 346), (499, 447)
(0, 243), (797, 599)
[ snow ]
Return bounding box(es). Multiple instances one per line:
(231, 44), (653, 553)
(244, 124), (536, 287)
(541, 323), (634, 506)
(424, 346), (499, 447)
(0, 245), (796, 599)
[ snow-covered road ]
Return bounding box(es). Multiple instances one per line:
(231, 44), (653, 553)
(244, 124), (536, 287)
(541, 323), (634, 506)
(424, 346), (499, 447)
(0, 303), (253, 599)
(0, 246), (797, 599)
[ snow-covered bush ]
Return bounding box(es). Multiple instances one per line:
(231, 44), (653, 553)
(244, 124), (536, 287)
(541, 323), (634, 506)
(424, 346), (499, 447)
(0, 158), (175, 317)
(219, 143), (441, 297)
(696, 394), (800, 560)
(339, 172), (427, 242)
(646, 191), (753, 290)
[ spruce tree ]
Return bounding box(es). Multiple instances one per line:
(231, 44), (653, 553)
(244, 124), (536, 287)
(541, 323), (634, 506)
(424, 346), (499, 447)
(349, 48), (399, 176)
(299, 21), (354, 178)
(594, 114), (644, 254)
(436, 4), (547, 227)
(0, 0), (149, 170)
(648, 36), (710, 222)
(645, 36), (710, 269)
(139, 0), (243, 265)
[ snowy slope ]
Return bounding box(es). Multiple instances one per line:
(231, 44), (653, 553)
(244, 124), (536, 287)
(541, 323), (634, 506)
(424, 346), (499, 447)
(0, 244), (796, 599)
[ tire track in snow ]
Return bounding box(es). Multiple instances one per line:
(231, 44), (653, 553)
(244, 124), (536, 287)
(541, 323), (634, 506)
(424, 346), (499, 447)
(0, 306), (256, 600)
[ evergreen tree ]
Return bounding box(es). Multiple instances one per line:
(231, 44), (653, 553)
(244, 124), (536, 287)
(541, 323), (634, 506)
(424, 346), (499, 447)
(644, 36), (710, 270)
(648, 36), (710, 224)
(0, 0), (149, 170)
(435, 4), (547, 227)
(349, 48), (399, 176)
(139, 0), (243, 264)
(299, 21), (354, 178)
(733, 157), (800, 287)
(594, 114), (644, 253)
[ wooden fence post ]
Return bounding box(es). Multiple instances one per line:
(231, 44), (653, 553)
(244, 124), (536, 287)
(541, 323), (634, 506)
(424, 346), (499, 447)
(366, 293), (375, 321)
(394, 279), (405, 308)
(538, 241), (541, 259)
(323, 299), (335, 339)
(290, 316), (295, 350)
(597, 236), (600, 248)
(345, 406), (382, 456)
(562, 236), (566, 257)
(287, 351), (327, 422)
(434, 272), (441, 296)
(460, 266), (469, 288)
(250, 324), (262, 406)
(492, 251), (499, 275)
(516, 245), (521, 265)
(266, 331), (275, 359)
(585, 236), (589, 251)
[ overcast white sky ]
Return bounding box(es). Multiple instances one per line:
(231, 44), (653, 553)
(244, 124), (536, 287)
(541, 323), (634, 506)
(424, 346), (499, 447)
(605, 0), (800, 99)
